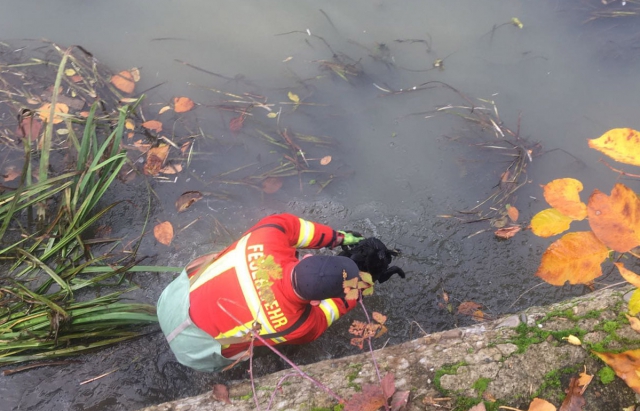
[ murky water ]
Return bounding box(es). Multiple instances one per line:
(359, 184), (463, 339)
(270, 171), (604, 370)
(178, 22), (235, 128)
(2, 1), (640, 409)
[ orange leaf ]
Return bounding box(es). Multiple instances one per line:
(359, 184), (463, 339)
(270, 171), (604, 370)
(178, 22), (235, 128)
(142, 120), (163, 133)
(110, 70), (135, 94)
(457, 301), (482, 316)
(507, 205), (519, 222)
(614, 262), (640, 288)
(372, 312), (387, 325)
(528, 397), (556, 411)
(37, 103), (69, 125)
(344, 384), (386, 411)
(530, 208), (573, 238)
(587, 184), (640, 252)
(495, 226), (521, 239)
(144, 144), (170, 176)
(262, 177), (283, 194)
(535, 231), (609, 286)
(173, 97), (195, 113)
(542, 178), (587, 220)
(588, 128), (640, 166)
(154, 221), (174, 246)
(229, 115), (245, 132)
(625, 314), (640, 333)
(320, 155), (332, 165)
(593, 349), (640, 393)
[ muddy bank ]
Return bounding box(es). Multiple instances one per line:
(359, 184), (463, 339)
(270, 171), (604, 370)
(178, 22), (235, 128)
(139, 284), (640, 411)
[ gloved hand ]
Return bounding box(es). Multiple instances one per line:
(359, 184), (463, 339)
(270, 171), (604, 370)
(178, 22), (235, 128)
(338, 230), (364, 246)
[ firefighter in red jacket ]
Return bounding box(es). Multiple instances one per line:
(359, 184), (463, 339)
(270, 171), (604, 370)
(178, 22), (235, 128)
(157, 213), (403, 372)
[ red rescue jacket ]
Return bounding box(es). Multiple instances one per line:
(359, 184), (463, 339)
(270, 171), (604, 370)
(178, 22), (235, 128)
(188, 213), (356, 358)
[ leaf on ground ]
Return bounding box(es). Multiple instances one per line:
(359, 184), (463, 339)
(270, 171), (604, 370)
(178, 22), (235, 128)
(615, 263), (640, 288)
(530, 208), (573, 237)
(159, 105), (171, 115)
(625, 314), (640, 333)
(507, 205), (519, 222)
(349, 320), (367, 337)
(578, 367), (593, 393)
(588, 128), (640, 166)
(559, 377), (586, 411)
(287, 91), (300, 103)
(472, 310), (485, 322)
(390, 390), (410, 411)
(528, 397), (557, 411)
(212, 383), (231, 404)
(344, 384), (386, 411)
(142, 120), (163, 133)
(37, 103), (69, 124)
(372, 312), (387, 325)
(542, 178), (587, 220)
(587, 184), (640, 252)
(562, 335), (582, 346)
(110, 70), (135, 94)
(2, 166), (20, 182)
(468, 403), (486, 411)
(125, 119), (135, 130)
(495, 226), (521, 239)
(175, 191), (203, 212)
(130, 67), (141, 82)
(320, 155), (332, 165)
(160, 163), (182, 175)
(381, 372), (396, 400)
(457, 301), (482, 316)
(535, 231), (609, 286)
(144, 144), (170, 176)
(16, 116), (43, 140)
(594, 349), (640, 393)
(629, 289), (640, 316)
(350, 337), (364, 349)
(154, 221), (174, 246)
(262, 177), (283, 194)
(173, 97), (195, 113)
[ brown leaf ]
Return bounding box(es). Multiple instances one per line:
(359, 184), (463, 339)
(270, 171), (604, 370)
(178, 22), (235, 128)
(507, 205), (519, 222)
(175, 191), (203, 212)
(144, 144), (170, 176)
(535, 231), (609, 286)
(543, 178), (587, 220)
(349, 320), (367, 337)
(577, 367), (593, 394)
(528, 397), (557, 411)
(495, 226), (521, 239)
(159, 164), (183, 175)
(154, 221), (174, 246)
(372, 312), (387, 325)
(472, 310), (485, 322)
(587, 184), (640, 252)
(559, 377), (586, 411)
(390, 390), (410, 411)
(2, 166), (20, 182)
(381, 372), (396, 400)
(344, 384), (386, 411)
(350, 337), (364, 349)
(173, 97), (195, 113)
(142, 120), (163, 133)
(457, 301), (482, 316)
(37, 103), (69, 124)
(110, 70), (135, 94)
(16, 116), (43, 141)
(212, 384), (231, 404)
(229, 115), (245, 132)
(262, 177), (283, 194)
(320, 155), (332, 165)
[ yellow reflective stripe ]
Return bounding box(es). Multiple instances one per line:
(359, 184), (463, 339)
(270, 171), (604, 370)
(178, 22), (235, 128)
(318, 299), (340, 327)
(189, 248), (239, 292)
(296, 218), (315, 247)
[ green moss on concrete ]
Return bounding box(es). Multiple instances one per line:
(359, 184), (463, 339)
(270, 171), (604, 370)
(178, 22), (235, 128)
(598, 366), (616, 385)
(346, 363), (363, 392)
(310, 405), (344, 411)
(433, 361), (467, 394)
(472, 377), (492, 396)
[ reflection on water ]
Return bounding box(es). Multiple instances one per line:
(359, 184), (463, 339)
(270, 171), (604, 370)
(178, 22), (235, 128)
(1, 1), (639, 409)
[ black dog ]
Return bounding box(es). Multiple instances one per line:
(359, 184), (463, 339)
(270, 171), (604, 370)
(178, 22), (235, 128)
(339, 237), (405, 284)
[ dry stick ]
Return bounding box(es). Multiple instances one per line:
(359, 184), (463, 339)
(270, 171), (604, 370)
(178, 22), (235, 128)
(216, 298), (345, 404)
(2, 360), (80, 376)
(599, 158), (640, 179)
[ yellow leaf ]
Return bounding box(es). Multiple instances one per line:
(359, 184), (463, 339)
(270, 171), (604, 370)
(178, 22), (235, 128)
(511, 17), (524, 29)
(542, 178), (587, 220)
(589, 128), (640, 166)
(562, 335), (582, 345)
(615, 263), (640, 288)
(587, 183), (640, 252)
(267, 112), (278, 118)
(37, 103), (69, 124)
(593, 349), (640, 393)
(287, 91), (300, 104)
(64, 68), (76, 76)
(535, 231), (608, 285)
(527, 397), (556, 411)
(153, 221), (174, 246)
(530, 208), (573, 237)
(125, 119), (135, 130)
(625, 314), (640, 333)
(159, 105), (171, 115)
(629, 289), (640, 316)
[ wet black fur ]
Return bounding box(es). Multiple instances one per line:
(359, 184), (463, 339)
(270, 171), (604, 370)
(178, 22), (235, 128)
(338, 237), (405, 283)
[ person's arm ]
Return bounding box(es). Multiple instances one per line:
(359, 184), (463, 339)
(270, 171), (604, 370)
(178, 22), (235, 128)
(300, 297), (357, 341)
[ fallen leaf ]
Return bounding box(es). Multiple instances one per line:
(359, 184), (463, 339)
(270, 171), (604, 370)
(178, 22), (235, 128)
(507, 205), (519, 222)
(472, 309), (485, 322)
(528, 397), (557, 411)
(372, 312), (387, 325)
(543, 178), (587, 220)
(457, 301), (482, 316)
(629, 289), (640, 316)
(175, 191), (203, 212)
(530, 208), (573, 238)
(588, 128), (640, 166)
(142, 120), (163, 133)
(130, 67), (141, 82)
(559, 377), (586, 411)
(160, 163), (182, 174)
(320, 155), (332, 165)
(381, 372), (396, 400)
(468, 403), (486, 411)
(578, 367), (593, 394)
(562, 335), (582, 346)
(2, 166), (20, 182)
(70, 74), (83, 83)
(593, 349), (640, 393)
(587, 184), (640, 252)
(535, 231), (609, 286)
(144, 144), (170, 176)
(125, 119), (135, 130)
(110, 70), (135, 94)
(262, 177), (283, 194)
(495, 226), (521, 239)
(180, 141), (191, 155)
(37, 103), (69, 124)
(154, 221), (174, 246)
(390, 390), (410, 411)
(174, 97), (195, 113)
(16, 116), (43, 141)
(344, 383), (386, 411)
(64, 68), (76, 76)
(350, 337), (364, 349)
(212, 383), (231, 404)
(615, 263), (640, 288)
(288, 91), (300, 104)
(229, 115), (245, 132)
(158, 105), (171, 115)
(625, 314), (640, 333)
(267, 112), (278, 118)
